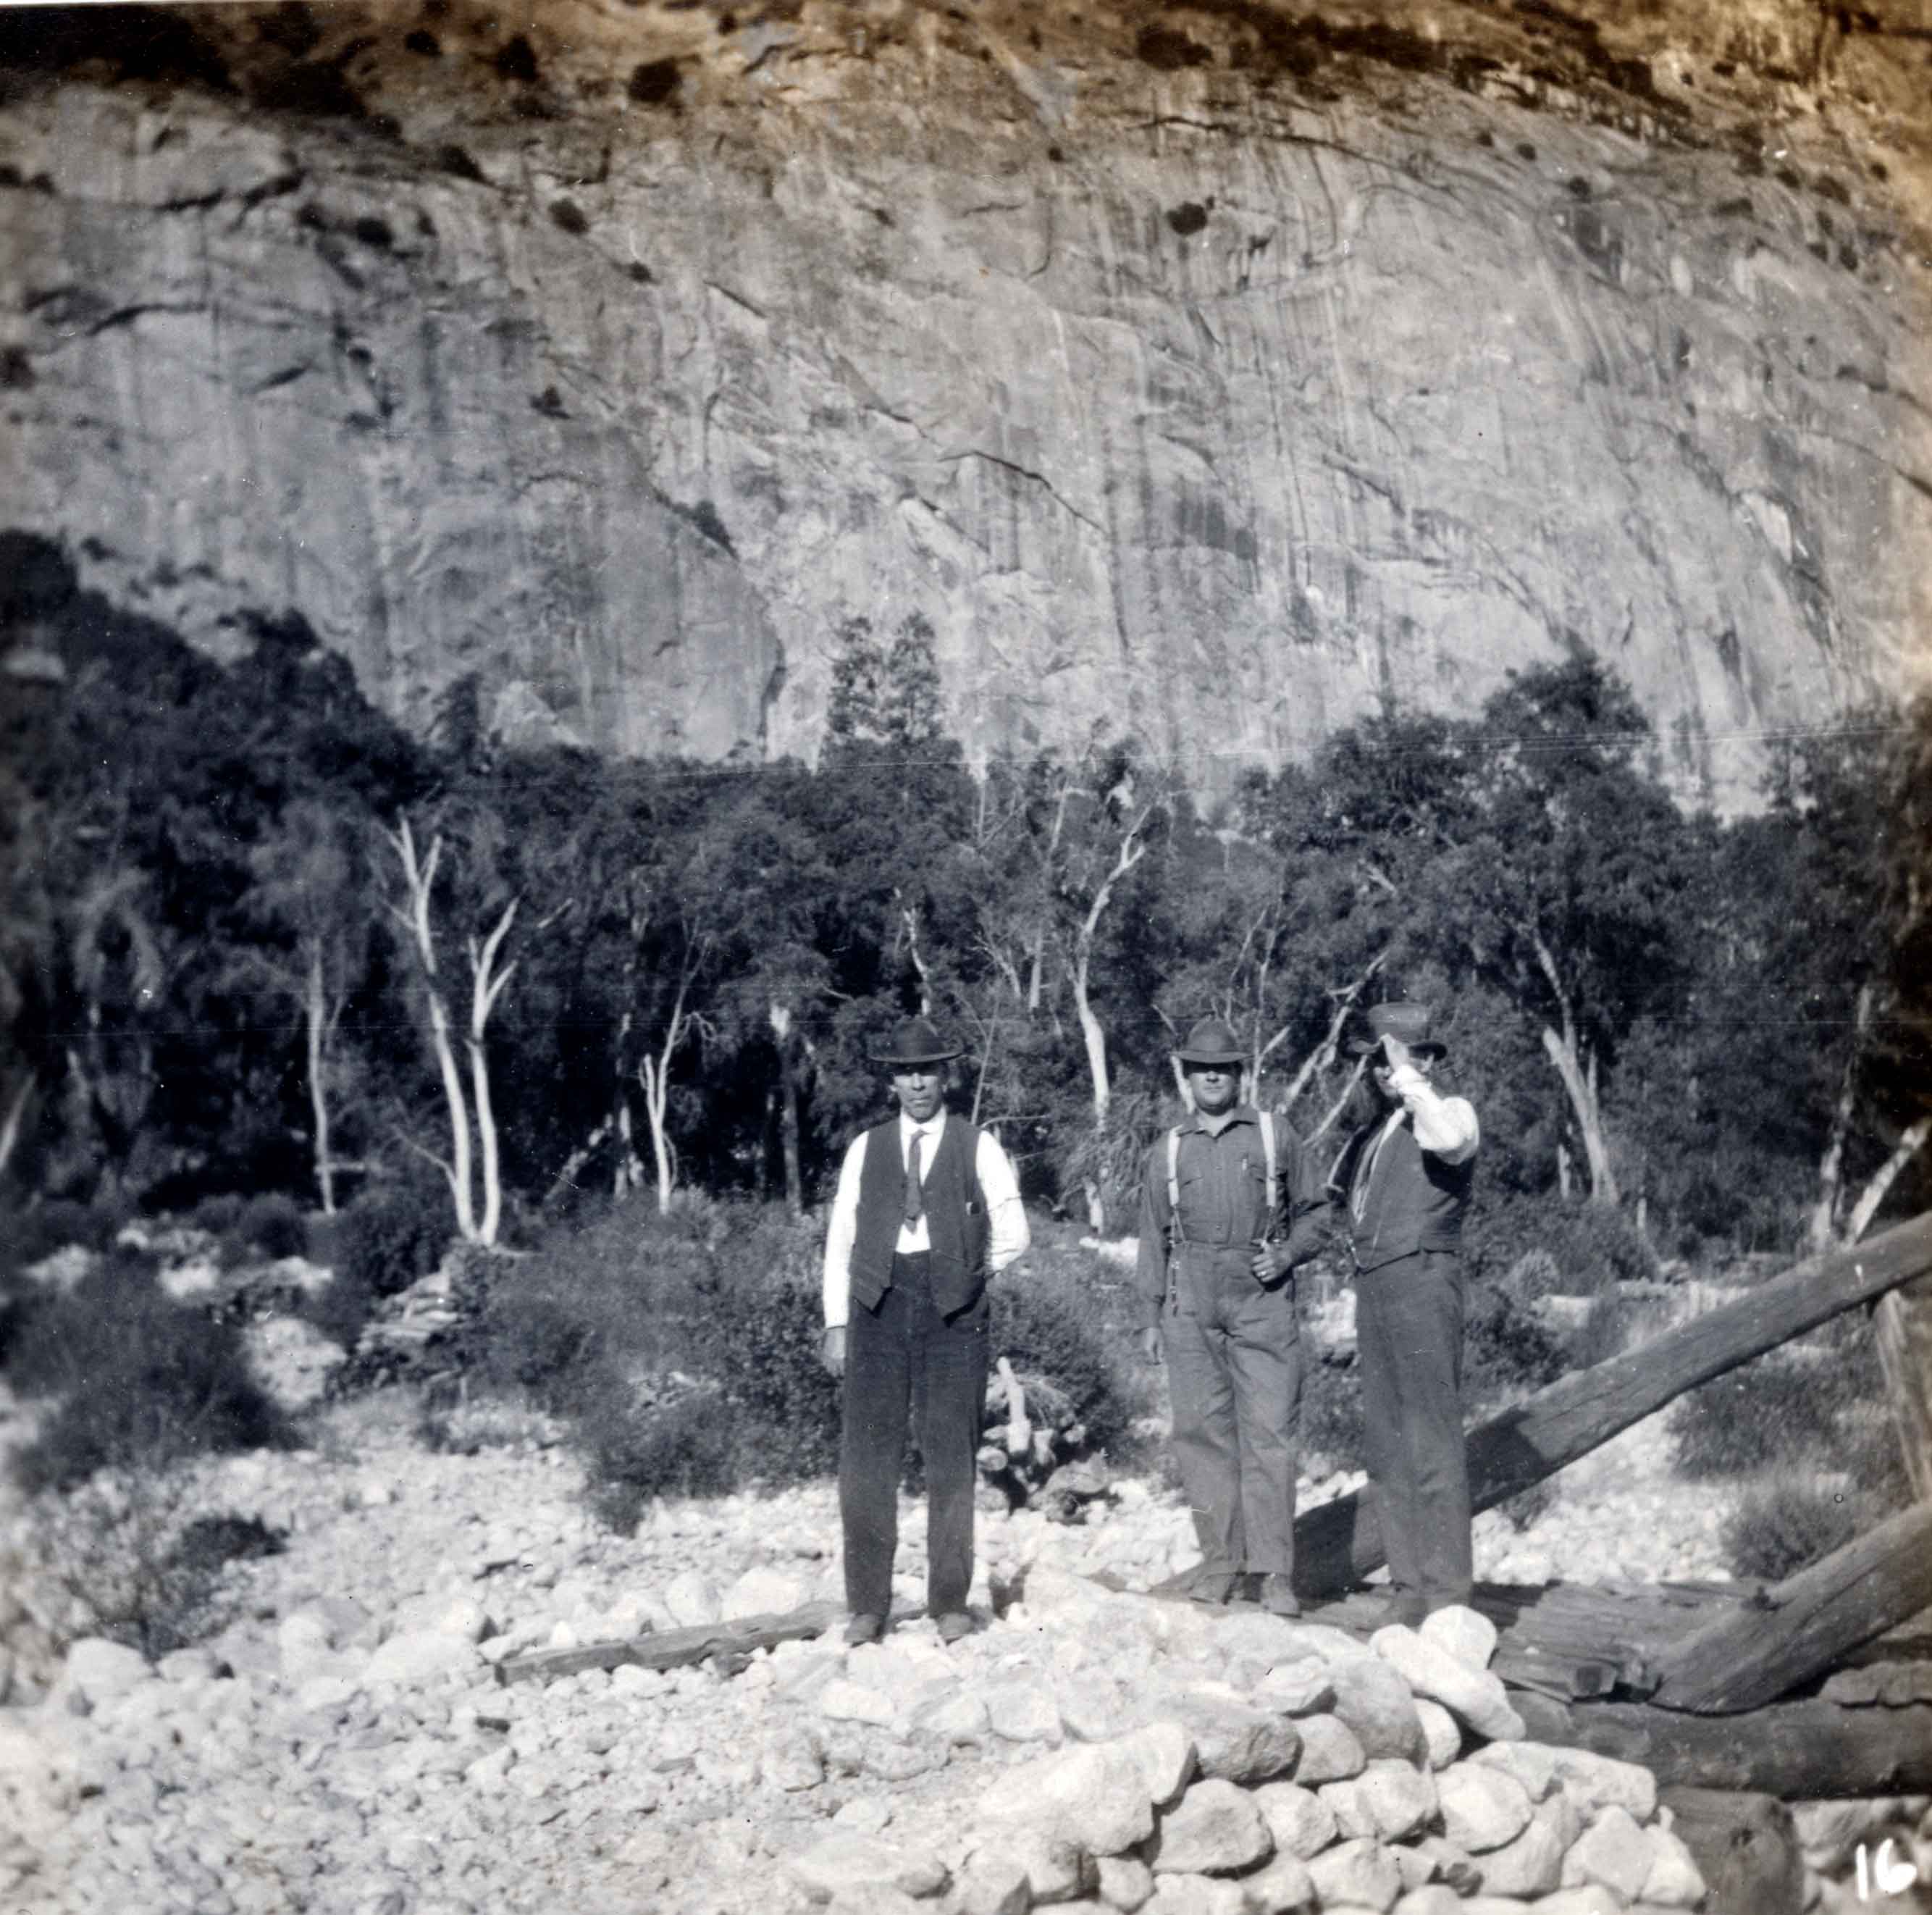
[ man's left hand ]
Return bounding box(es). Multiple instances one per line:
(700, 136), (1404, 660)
(1251, 1243), (1294, 1282)
(1380, 1032), (1415, 1072)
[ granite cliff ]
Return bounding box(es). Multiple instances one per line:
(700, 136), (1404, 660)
(2, 1), (1929, 802)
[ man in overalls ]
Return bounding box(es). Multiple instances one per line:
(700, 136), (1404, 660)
(1135, 1018), (1327, 1612)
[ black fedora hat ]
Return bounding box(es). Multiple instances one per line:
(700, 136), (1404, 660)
(1175, 1017), (1246, 1068)
(1346, 1002), (1448, 1060)
(873, 1016), (963, 1068)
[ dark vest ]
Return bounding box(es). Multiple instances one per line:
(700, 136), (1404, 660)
(849, 1114), (990, 1317)
(1337, 1115), (1476, 1273)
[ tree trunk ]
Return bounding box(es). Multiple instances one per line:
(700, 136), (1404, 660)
(466, 901), (518, 1249)
(1809, 980), (1872, 1250)
(427, 989), (478, 1241)
(0, 1070), (35, 1184)
(771, 1002), (804, 1218)
(303, 940), (336, 1215)
(1540, 1022), (1619, 1205)
(641, 1049), (676, 1217)
(1844, 1112), (1932, 1243)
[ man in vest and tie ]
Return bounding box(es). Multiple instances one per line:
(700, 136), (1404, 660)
(1332, 1002), (1481, 1626)
(820, 1018), (1030, 1646)
(1135, 1018), (1328, 1614)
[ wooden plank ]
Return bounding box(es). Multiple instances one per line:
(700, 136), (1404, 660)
(1293, 1211), (1932, 1594)
(1514, 1692), (1932, 1795)
(1820, 1662), (1932, 1708)
(1874, 1273), (1932, 1501)
(495, 1599), (842, 1685)
(1647, 1500), (1932, 1713)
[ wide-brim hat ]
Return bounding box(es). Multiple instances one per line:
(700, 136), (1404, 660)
(1346, 1001), (1448, 1060)
(1175, 1017), (1247, 1068)
(873, 1016), (963, 1068)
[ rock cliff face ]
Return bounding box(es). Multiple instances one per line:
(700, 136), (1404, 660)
(1, 1), (1928, 801)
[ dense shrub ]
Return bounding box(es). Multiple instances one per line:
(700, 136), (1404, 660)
(1463, 1282), (1568, 1409)
(1671, 1349), (1863, 1480)
(297, 1265), (380, 1355)
(190, 1192), (246, 1237)
(234, 1192), (308, 1260)
(8, 1252), (294, 1492)
(0, 1197), (130, 1280)
(1722, 1483), (1857, 1582)
(1469, 1191), (1657, 1299)
(329, 1179), (452, 1299)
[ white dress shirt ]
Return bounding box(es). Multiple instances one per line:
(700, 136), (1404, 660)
(822, 1111), (1030, 1327)
(1352, 1063), (1480, 1219)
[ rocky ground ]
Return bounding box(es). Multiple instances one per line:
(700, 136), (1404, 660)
(7, 1371), (1915, 1915)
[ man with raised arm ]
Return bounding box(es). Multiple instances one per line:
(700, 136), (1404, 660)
(820, 1018), (1029, 1647)
(1330, 1001), (1482, 1625)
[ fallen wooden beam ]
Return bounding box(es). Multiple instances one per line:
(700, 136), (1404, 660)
(1293, 1210), (1932, 1593)
(1874, 1273), (1932, 1501)
(1646, 1500), (1932, 1713)
(1514, 1692), (1932, 1797)
(495, 1599), (842, 1685)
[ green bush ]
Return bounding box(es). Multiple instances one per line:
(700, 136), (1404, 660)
(190, 1192), (246, 1237)
(0, 1197), (130, 1281)
(1722, 1483), (1857, 1582)
(8, 1252), (294, 1493)
(297, 1265), (380, 1355)
(1463, 1282), (1568, 1409)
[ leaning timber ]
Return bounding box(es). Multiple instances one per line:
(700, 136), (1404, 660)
(1514, 1693), (1932, 1796)
(495, 1600), (841, 1685)
(1874, 1272), (1932, 1501)
(1294, 1210), (1932, 1593)
(1646, 1501), (1932, 1712)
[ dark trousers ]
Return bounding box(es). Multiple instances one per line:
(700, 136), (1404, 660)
(839, 1252), (988, 1618)
(1356, 1249), (1474, 1609)
(1162, 1243), (1301, 1578)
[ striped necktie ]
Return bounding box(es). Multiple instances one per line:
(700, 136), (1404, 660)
(903, 1129), (925, 1227)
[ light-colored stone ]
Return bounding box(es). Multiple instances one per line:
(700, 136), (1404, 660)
(1471, 1801), (1570, 1898)
(1144, 1874), (1246, 1915)
(663, 1570), (721, 1628)
(1116, 1722), (1198, 1809)
(835, 1796), (896, 1834)
(1413, 1835), (1482, 1898)
(920, 1692), (993, 1744)
(820, 1680), (899, 1728)
(363, 1630), (475, 1686)
(1323, 1658), (1427, 1764)
(1253, 1662), (1335, 1718)
(1436, 1761), (1534, 1853)
(953, 1857), (1033, 1915)
(62, 1639), (149, 1706)
(979, 1743), (1156, 1858)
(1528, 1890), (1625, 1915)
(392, 1590), (491, 1642)
(1290, 1712), (1366, 1784)
(1149, 1780), (1274, 1877)
(1547, 1746), (1659, 1823)
(1095, 1854), (1153, 1912)
(1305, 1837), (1404, 1914)
(1237, 1850), (1315, 1914)
(996, 1825), (1095, 1904)
(1467, 1742), (1562, 1803)
(1164, 1690), (1300, 1786)
(768, 1729), (826, 1793)
(1251, 1782), (1337, 1861)
(826, 1887), (925, 1915)
(1368, 1628), (1525, 1743)
(787, 1834), (949, 1905)
(987, 1684), (1065, 1746)
(1639, 1824), (1709, 1908)
(1417, 1605), (1498, 1673)
(724, 1564), (812, 1617)
(1412, 1698), (1462, 1771)
(1392, 1889), (1466, 1915)
(1561, 1805), (1655, 1903)
(1321, 1759), (1440, 1845)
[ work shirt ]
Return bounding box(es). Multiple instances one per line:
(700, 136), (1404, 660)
(1348, 1063), (1480, 1220)
(1134, 1106), (1327, 1326)
(822, 1111), (1028, 1328)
